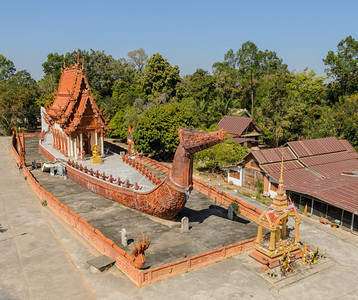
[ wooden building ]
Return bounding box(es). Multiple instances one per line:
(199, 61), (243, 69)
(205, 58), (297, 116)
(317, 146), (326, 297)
(227, 137), (358, 232)
(42, 57), (108, 160)
(217, 115), (262, 150)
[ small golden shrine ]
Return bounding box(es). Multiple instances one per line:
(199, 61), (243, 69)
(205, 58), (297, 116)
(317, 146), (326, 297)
(250, 154), (301, 269)
(90, 144), (103, 164)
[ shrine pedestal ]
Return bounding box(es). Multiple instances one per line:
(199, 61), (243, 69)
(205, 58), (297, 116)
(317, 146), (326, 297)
(250, 248), (302, 270)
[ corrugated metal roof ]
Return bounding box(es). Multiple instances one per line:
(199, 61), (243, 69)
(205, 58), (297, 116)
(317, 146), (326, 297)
(287, 137), (346, 158)
(252, 147), (296, 164)
(269, 168), (321, 187)
(261, 160), (302, 174)
(217, 115), (253, 136)
(288, 176), (358, 213)
(309, 159), (358, 178)
(300, 151), (355, 167)
(339, 139), (357, 153)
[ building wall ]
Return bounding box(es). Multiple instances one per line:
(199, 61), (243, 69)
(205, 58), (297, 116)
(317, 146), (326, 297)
(268, 177), (278, 198)
(227, 166), (243, 186)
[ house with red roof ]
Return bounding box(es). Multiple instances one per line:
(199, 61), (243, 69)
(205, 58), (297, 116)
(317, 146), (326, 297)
(41, 56), (108, 160)
(227, 137), (358, 232)
(217, 115), (262, 150)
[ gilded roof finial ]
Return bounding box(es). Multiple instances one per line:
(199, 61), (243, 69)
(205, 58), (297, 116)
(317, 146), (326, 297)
(279, 151), (284, 184)
(63, 56), (66, 68)
(77, 49), (80, 66)
(82, 57), (84, 69)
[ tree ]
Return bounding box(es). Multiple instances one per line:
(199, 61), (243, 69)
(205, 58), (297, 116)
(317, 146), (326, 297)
(214, 41), (287, 116)
(311, 93), (358, 149)
(42, 50), (136, 98)
(128, 48), (148, 73)
(142, 53), (181, 100)
(0, 69), (38, 135)
(323, 36), (358, 99)
(36, 74), (57, 108)
(133, 103), (200, 156)
(255, 69), (326, 146)
(0, 54), (16, 82)
(194, 139), (247, 173)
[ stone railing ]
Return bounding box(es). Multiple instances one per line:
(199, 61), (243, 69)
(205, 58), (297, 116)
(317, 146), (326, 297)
(121, 155), (162, 186)
(67, 159), (145, 191)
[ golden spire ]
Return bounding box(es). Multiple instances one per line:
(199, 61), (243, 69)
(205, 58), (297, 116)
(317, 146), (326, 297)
(82, 57), (84, 69)
(63, 56), (66, 68)
(279, 151), (284, 184)
(272, 151), (288, 211)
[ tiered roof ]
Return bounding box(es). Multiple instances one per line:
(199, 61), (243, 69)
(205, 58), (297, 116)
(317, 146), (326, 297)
(45, 60), (108, 135)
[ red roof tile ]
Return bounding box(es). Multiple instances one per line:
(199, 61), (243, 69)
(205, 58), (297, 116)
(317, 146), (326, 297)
(217, 115), (253, 136)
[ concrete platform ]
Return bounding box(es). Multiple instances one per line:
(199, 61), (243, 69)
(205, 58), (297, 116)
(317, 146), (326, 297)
(26, 136), (260, 268)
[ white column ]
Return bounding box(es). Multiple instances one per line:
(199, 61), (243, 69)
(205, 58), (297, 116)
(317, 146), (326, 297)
(70, 137), (73, 157)
(95, 132), (98, 145)
(100, 134), (104, 156)
(67, 136), (70, 157)
(80, 133), (83, 159)
(74, 137), (78, 160)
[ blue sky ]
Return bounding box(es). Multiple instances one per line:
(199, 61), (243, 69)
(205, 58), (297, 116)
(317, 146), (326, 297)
(1, 0), (358, 80)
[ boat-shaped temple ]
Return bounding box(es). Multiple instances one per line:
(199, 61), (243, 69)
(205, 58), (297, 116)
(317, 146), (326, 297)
(40, 59), (226, 219)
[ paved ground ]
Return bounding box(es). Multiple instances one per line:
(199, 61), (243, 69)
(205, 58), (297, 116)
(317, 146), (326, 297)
(2, 136), (358, 299)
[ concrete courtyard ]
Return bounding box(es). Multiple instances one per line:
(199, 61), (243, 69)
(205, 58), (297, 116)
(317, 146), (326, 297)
(1, 136), (358, 299)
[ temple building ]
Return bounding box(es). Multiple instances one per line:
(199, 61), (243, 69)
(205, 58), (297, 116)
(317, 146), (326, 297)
(42, 56), (108, 160)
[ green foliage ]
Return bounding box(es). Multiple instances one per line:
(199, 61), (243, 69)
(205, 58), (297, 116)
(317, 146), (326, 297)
(41, 200), (47, 206)
(255, 179), (263, 194)
(255, 69), (326, 146)
(143, 53), (181, 100)
(0, 54), (16, 82)
(194, 139), (247, 172)
(311, 93), (358, 148)
(42, 49), (137, 98)
(133, 102), (200, 156)
(213, 41), (287, 115)
(0, 61), (38, 135)
(323, 35), (358, 98)
(127, 48), (148, 73)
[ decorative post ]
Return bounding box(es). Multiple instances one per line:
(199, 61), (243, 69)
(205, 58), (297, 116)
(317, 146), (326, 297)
(100, 132), (104, 157)
(281, 216), (287, 238)
(80, 133), (83, 160)
(95, 131), (98, 146)
(256, 223), (263, 244)
(74, 137), (78, 160)
(269, 230), (276, 251)
(294, 221), (300, 243)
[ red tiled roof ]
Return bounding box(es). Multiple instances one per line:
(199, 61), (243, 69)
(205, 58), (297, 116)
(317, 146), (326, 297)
(287, 137), (346, 158)
(46, 64), (107, 134)
(217, 115), (253, 136)
(251, 147), (296, 164)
